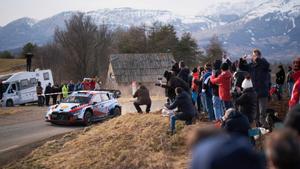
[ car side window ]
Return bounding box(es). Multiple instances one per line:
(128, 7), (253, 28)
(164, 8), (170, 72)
(9, 84), (17, 93)
(91, 94), (101, 103)
(100, 93), (109, 102)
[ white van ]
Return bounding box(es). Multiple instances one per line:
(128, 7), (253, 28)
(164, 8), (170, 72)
(0, 69), (54, 107)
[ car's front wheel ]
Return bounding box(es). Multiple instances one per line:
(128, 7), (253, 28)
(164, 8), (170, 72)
(83, 110), (93, 126)
(6, 99), (14, 107)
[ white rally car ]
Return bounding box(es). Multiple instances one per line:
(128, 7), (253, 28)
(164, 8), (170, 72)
(45, 90), (121, 125)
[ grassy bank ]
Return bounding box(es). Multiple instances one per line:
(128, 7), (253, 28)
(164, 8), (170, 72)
(5, 113), (212, 169)
(0, 59), (26, 74)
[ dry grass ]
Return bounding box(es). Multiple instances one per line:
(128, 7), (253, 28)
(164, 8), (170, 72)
(0, 59), (26, 74)
(0, 106), (45, 116)
(5, 113), (208, 169)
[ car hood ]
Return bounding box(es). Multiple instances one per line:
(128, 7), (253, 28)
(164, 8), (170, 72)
(52, 103), (82, 112)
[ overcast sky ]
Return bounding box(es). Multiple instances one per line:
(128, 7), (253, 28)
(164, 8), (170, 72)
(0, 0), (242, 26)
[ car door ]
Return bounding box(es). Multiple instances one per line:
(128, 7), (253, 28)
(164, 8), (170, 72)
(91, 94), (106, 117)
(99, 93), (111, 116)
(6, 83), (20, 104)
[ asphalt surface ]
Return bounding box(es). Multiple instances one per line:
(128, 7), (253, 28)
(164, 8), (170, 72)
(0, 99), (165, 166)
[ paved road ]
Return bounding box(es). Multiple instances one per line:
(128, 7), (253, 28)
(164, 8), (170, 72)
(0, 99), (165, 166)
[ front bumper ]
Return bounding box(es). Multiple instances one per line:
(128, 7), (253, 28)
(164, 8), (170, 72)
(45, 112), (84, 124)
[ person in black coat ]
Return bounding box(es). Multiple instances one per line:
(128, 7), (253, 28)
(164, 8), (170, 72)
(165, 87), (195, 134)
(51, 84), (60, 105)
(25, 53), (33, 72)
(44, 83), (52, 106)
(171, 62), (180, 76)
(276, 65), (285, 100)
(221, 108), (251, 137)
(177, 61), (190, 84)
(232, 58), (249, 99)
(235, 78), (257, 124)
(157, 71), (190, 102)
(249, 49), (270, 127)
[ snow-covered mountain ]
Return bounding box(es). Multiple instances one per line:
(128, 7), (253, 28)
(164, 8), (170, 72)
(0, 0), (299, 60)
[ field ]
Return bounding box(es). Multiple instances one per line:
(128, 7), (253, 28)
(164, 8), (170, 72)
(0, 59), (26, 74)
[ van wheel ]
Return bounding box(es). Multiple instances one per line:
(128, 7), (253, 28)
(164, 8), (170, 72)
(113, 107), (121, 117)
(6, 100), (14, 107)
(83, 111), (93, 126)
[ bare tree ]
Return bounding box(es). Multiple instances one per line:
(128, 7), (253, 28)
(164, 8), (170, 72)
(34, 13), (113, 82)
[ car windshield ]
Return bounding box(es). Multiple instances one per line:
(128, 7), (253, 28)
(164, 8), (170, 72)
(61, 95), (91, 104)
(2, 83), (9, 94)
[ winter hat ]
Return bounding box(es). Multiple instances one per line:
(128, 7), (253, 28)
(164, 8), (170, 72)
(191, 134), (265, 169)
(242, 79), (253, 89)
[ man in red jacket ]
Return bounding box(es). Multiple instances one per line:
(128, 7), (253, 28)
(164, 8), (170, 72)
(211, 63), (233, 111)
(289, 57), (300, 109)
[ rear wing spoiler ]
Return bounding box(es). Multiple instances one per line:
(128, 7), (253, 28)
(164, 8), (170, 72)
(95, 89), (121, 98)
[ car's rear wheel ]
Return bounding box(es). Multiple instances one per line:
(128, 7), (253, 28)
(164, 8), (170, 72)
(6, 100), (14, 107)
(84, 110), (93, 126)
(113, 107), (121, 117)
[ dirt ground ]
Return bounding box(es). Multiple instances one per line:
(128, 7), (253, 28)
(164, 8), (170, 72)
(0, 106), (47, 126)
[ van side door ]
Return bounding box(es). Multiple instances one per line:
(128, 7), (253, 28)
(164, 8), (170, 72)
(19, 79), (35, 103)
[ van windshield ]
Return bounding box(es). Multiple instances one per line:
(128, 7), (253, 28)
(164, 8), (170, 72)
(2, 83), (9, 93)
(61, 96), (91, 104)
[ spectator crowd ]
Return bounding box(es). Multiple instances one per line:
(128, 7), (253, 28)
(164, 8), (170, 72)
(153, 48), (300, 169)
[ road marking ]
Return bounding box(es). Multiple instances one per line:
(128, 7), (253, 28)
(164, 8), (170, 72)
(0, 145), (19, 153)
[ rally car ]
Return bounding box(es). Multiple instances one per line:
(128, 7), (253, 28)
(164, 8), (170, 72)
(45, 90), (121, 125)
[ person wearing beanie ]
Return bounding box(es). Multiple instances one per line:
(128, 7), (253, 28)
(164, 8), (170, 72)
(177, 61), (190, 83)
(210, 62), (233, 111)
(235, 77), (257, 124)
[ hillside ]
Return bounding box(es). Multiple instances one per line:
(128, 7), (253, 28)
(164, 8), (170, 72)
(4, 113), (212, 169)
(0, 59), (26, 74)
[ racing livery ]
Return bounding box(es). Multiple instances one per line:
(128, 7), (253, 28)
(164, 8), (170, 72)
(45, 90), (121, 125)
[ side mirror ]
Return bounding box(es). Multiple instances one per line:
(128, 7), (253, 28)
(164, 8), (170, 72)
(92, 102), (97, 105)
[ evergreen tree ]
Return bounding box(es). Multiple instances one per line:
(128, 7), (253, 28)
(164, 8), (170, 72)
(175, 32), (203, 67)
(22, 42), (37, 56)
(0, 51), (14, 59)
(148, 23), (179, 54)
(201, 35), (225, 64)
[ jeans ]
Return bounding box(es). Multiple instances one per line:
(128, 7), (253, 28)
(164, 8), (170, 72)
(170, 113), (193, 131)
(288, 82), (294, 97)
(192, 91), (198, 105)
(206, 94), (215, 121)
(134, 102), (151, 113)
(200, 92), (207, 113)
(212, 96), (223, 120)
(256, 97), (268, 126)
(223, 100), (233, 111)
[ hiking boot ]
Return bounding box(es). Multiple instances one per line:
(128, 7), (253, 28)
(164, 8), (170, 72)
(166, 129), (175, 135)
